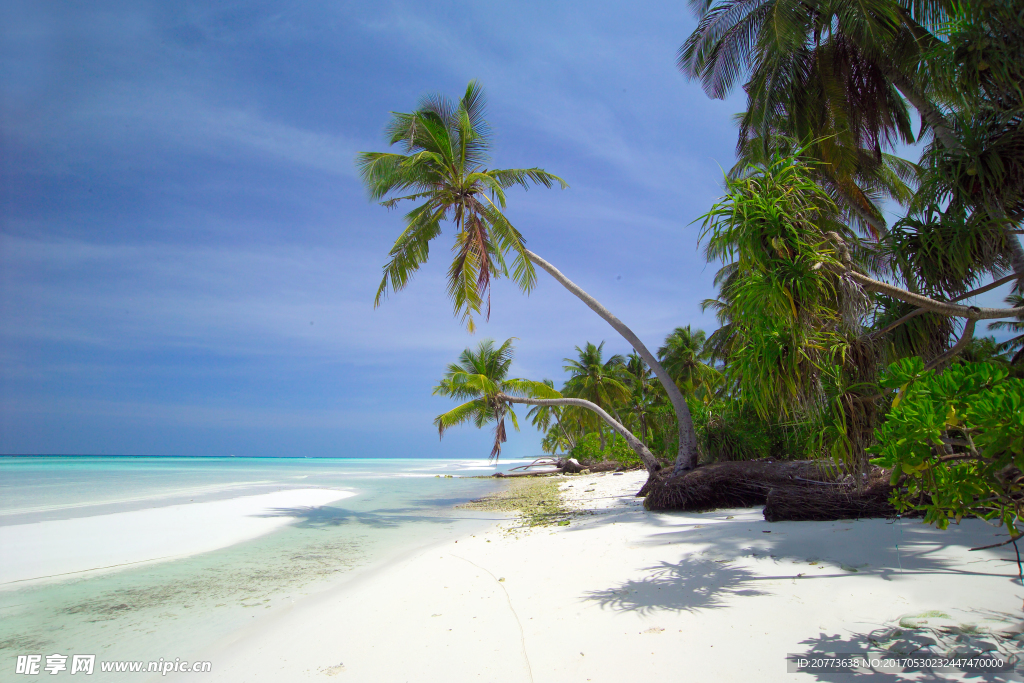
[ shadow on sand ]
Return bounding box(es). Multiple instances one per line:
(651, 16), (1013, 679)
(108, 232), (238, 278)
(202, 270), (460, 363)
(585, 555), (768, 615)
(578, 505), (1017, 624)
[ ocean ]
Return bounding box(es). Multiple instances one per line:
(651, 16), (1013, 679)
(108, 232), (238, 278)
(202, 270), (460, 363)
(0, 456), (514, 681)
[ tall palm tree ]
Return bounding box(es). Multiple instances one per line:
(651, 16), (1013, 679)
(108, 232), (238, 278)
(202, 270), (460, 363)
(432, 338), (559, 460)
(680, 0), (1024, 286)
(623, 352), (657, 443)
(562, 342), (630, 451)
(679, 0), (953, 148)
(359, 82), (702, 471)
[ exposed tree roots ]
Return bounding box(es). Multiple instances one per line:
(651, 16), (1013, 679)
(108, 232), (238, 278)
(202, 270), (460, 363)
(642, 460), (912, 522)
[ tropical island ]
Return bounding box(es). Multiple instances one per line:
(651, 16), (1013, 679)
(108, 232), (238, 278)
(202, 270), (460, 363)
(3, 1), (1023, 682)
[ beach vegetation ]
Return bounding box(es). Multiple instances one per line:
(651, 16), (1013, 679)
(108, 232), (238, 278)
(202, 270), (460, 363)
(433, 338), (664, 472)
(869, 358), (1024, 535)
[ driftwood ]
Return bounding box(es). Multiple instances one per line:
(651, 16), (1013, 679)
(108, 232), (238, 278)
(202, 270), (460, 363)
(495, 457), (585, 478)
(643, 459), (907, 522)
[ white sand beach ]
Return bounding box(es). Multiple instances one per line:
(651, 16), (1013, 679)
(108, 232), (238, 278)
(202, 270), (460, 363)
(0, 488), (354, 587)
(178, 471), (1022, 682)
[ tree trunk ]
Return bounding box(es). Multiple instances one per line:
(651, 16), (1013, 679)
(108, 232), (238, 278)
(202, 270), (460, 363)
(499, 394), (662, 475)
(847, 271), (1024, 319)
(525, 250), (700, 472)
(889, 77), (962, 152)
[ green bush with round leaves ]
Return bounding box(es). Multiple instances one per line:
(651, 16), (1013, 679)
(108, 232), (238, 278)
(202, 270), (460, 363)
(869, 358), (1024, 533)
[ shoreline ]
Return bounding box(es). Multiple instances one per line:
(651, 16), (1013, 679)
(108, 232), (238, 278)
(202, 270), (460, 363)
(176, 470), (1023, 682)
(0, 488), (355, 587)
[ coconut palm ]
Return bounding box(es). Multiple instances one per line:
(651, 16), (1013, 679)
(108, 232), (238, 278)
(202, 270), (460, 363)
(680, 0), (1024, 286)
(357, 81), (566, 332)
(623, 352), (658, 443)
(657, 326), (721, 398)
(359, 82), (702, 471)
(525, 379), (576, 453)
(562, 342), (630, 451)
(432, 338), (559, 460)
(679, 0), (953, 148)
(679, 0), (930, 235)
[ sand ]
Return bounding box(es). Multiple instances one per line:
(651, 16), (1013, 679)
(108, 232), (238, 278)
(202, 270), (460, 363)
(169, 471), (1022, 682)
(0, 488), (354, 587)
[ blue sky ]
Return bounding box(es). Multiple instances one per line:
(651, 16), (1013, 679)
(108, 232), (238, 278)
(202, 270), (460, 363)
(1, 1), (1016, 458)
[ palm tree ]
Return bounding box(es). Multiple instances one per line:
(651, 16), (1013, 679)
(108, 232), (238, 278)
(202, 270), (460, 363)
(679, 0), (953, 149)
(432, 338), (559, 460)
(357, 81), (565, 332)
(359, 82), (701, 471)
(562, 342), (630, 451)
(679, 0), (1024, 287)
(657, 326), (720, 398)
(623, 352), (657, 443)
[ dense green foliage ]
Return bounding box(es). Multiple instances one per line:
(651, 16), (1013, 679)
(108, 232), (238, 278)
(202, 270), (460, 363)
(569, 432), (642, 468)
(869, 359), (1024, 533)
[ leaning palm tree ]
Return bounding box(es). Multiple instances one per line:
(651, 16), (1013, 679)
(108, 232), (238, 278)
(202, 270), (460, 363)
(434, 338), (662, 472)
(358, 82), (701, 471)
(357, 81), (564, 332)
(433, 339), (559, 460)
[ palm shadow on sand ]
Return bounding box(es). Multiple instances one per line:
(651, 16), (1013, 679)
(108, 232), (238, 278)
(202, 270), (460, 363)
(584, 556), (768, 615)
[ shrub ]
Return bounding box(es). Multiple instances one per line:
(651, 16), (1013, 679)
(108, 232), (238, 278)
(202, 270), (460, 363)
(869, 358), (1024, 533)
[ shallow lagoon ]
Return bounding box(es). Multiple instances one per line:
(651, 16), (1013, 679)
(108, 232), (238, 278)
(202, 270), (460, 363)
(0, 457), (510, 680)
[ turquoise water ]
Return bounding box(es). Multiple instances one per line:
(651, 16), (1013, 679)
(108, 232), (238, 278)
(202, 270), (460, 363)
(0, 457), (512, 681)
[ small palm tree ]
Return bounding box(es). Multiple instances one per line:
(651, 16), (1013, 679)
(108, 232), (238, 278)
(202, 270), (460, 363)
(657, 326), (720, 398)
(433, 338), (559, 460)
(356, 81), (566, 332)
(623, 352), (657, 443)
(433, 339), (662, 473)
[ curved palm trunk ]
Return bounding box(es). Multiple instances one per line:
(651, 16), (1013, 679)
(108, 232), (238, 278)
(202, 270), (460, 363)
(847, 271), (1024, 319)
(525, 250), (699, 472)
(868, 274), (1018, 340)
(498, 394), (660, 474)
